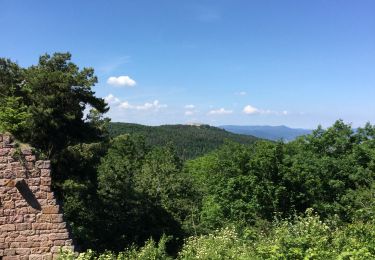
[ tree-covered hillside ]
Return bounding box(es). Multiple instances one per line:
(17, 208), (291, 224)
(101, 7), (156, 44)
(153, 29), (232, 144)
(2, 53), (375, 259)
(108, 122), (259, 160)
(62, 120), (375, 258)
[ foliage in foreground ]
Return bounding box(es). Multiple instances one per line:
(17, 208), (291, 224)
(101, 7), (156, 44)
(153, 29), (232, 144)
(2, 53), (375, 257)
(187, 120), (375, 232)
(58, 209), (375, 259)
(59, 235), (172, 260)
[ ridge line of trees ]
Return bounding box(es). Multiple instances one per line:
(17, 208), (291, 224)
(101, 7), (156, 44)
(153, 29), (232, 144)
(1, 53), (375, 258)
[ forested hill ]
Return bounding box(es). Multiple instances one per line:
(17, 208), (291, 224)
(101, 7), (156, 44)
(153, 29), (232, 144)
(108, 122), (259, 160)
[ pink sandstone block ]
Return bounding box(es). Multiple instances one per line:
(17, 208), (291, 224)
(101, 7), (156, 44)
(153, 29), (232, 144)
(0, 134), (74, 258)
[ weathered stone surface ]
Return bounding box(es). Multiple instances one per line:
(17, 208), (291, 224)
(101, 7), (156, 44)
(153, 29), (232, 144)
(0, 134), (74, 258)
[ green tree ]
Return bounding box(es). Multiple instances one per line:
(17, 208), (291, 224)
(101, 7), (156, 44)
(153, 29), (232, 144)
(97, 135), (183, 252)
(0, 53), (108, 157)
(135, 146), (199, 235)
(282, 120), (375, 219)
(0, 96), (31, 134)
(0, 58), (31, 134)
(0, 53), (111, 251)
(0, 58), (25, 97)
(187, 142), (256, 231)
(57, 141), (109, 250)
(22, 53), (108, 156)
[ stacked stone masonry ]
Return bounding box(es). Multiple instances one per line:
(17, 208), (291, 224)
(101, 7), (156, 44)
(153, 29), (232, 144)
(0, 134), (74, 259)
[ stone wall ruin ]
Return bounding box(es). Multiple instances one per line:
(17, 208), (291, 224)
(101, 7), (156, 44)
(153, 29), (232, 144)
(0, 134), (74, 259)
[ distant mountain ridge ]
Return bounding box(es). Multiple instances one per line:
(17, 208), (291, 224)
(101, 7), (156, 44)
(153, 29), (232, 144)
(109, 122), (259, 160)
(220, 125), (312, 141)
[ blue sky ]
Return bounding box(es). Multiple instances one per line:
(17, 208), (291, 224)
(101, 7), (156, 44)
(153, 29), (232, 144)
(1, 0), (374, 128)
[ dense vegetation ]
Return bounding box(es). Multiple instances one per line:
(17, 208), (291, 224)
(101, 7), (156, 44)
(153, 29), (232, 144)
(109, 122), (259, 160)
(1, 53), (375, 259)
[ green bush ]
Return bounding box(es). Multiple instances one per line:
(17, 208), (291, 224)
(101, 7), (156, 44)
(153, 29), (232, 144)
(58, 236), (171, 260)
(58, 209), (375, 259)
(178, 226), (253, 259)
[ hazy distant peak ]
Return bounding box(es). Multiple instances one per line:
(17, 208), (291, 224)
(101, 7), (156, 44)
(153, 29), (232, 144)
(220, 125), (312, 141)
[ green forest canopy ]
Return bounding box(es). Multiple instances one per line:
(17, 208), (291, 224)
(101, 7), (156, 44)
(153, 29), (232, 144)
(1, 53), (375, 259)
(108, 122), (259, 160)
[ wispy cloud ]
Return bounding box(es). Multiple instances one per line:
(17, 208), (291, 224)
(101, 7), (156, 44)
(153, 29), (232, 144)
(235, 91), (247, 96)
(243, 104), (288, 116)
(98, 56), (130, 73)
(184, 105), (197, 116)
(104, 94), (120, 105)
(107, 76), (136, 87)
(185, 111), (194, 116)
(243, 105), (259, 114)
(185, 104), (195, 109)
(208, 108), (233, 115)
(105, 94), (167, 112)
(119, 100), (167, 111)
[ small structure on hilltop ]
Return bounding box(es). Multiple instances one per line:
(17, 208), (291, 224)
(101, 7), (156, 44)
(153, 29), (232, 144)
(0, 134), (74, 259)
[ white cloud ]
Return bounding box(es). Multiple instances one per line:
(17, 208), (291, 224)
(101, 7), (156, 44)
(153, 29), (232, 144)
(119, 101), (132, 109)
(104, 94), (120, 105)
(235, 91), (247, 96)
(208, 108), (233, 115)
(105, 93), (167, 112)
(243, 104), (288, 116)
(184, 104), (198, 116)
(107, 76), (136, 87)
(119, 100), (167, 111)
(136, 100), (167, 110)
(185, 111), (194, 116)
(243, 105), (260, 114)
(185, 104), (195, 109)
